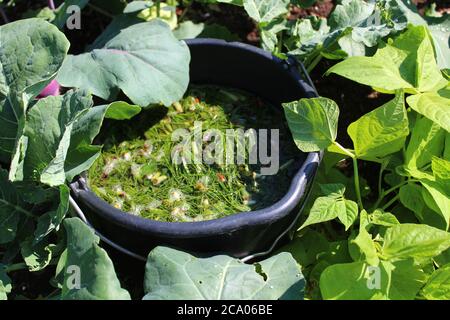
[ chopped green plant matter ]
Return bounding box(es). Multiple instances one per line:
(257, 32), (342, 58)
(88, 86), (300, 222)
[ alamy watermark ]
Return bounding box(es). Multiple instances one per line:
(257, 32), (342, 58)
(171, 121), (280, 175)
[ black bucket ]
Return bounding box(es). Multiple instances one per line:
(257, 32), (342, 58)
(69, 39), (321, 259)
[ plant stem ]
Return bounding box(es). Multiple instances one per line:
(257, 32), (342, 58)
(381, 194), (400, 211)
(371, 179), (417, 211)
(277, 31), (283, 55)
(352, 157), (364, 210)
(5, 262), (27, 273)
(377, 166), (384, 202)
(307, 53), (322, 73)
(333, 141), (354, 158)
(48, 0), (56, 10)
(156, 0), (161, 17)
(0, 5), (9, 23)
(333, 142), (363, 210)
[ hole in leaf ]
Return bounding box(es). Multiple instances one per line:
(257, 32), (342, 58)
(254, 263), (268, 281)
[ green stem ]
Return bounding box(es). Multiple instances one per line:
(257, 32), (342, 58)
(377, 166), (384, 202)
(381, 194), (400, 211)
(352, 157), (364, 210)
(5, 262), (28, 273)
(307, 53), (322, 73)
(277, 31), (283, 55)
(333, 142), (363, 210)
(156, 0), (161, 18)
(371, 179), (418, 211)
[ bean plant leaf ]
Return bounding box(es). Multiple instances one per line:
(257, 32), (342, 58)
(406, 92), (450, 133)
(327, 25), (446, 93)
(421, 181), (450, 230)
(381, 259), (428, 300)
(0, 264), (12, 300)
(59, 218), (131, 300)
(58, 20), (190, 107)
(421, 263), (450, 300)
(320, 259), (426, 300)
(283, 97), (339, 152)
(243, 0), (289, 24)
(382, 224), (450, 261)
(300, 184), (358, 230)
(351, 216), (379, 266)
(143, 246), (305, 300)
(320, 261), (388, 300)
(348, 92), (409, 161)
(404, 116), (445, 171)
(369, 210), (400, 227)
(0, 18), (69, 162)
(276, 229), (330, 268)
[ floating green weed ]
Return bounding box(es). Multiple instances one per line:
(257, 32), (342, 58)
(88, 86), (300, 222)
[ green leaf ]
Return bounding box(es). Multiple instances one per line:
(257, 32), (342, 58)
(243, 0), (289, 24)
(320, 261), (387, 300)
(0, 169), (31, 244)
(123, 1), (154, 14)
(421, 263), (450, 299)
(0, 19), (69, 162)
(405, 116), (445, 171)
(398, 183), (443, 228)
(34, 185), (70, 243)
(14, 91), (93, 186)
(173, 21), (205, 40)
(276, 229), (330, 268)
(406, 92), (450, 133)
(329, 0), (390, 48)
(351, 227), (379, 266)
(320, 259), (427, 300)
(20, 239), (53, 272)
(432, 157), (450, 181)
(421, 181), (450, 229)
(327, 25), (446, 93)
(283, 97), (339, 152)
(87, 14), (144, 50)
(326, 56), (414, 92)
(381, 259), (427, 300)
(58, 20), (190, 107)
(382, 224), (450, 261)
(369, 209), (400, 227)
(143, 246), (305, 300)
(104, 101), (142, 120)
(427, 17), (450, 69)
(329, 0), (374, 30)
(59, 218), (131, 300)
(348, 92), (409, 161)
(0, 264), (12, 300)
(300, 184), (358, 230)
(445, 132), (450, 160)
